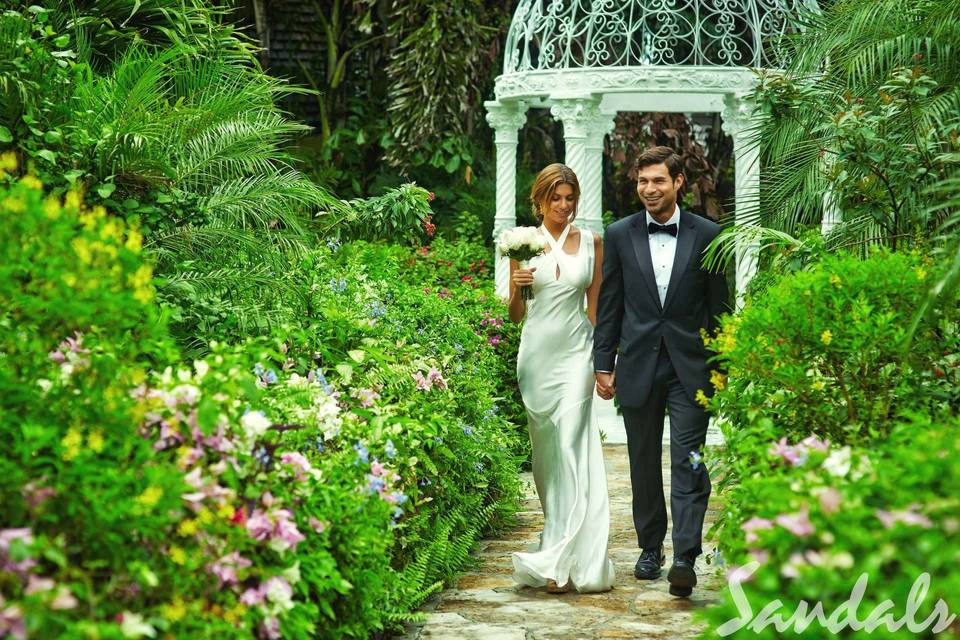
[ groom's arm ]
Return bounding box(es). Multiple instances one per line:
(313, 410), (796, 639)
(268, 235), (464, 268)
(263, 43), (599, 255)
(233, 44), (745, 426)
(594, 226), (624, 373)
(704, 232), (731, 339)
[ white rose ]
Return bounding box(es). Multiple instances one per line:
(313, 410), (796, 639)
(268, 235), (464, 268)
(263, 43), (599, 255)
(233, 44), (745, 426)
(120, 612), (157, 638)
(194, 360), (209, 379)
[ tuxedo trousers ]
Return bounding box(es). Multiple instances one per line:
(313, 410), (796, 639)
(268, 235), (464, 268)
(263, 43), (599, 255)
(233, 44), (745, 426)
(621, 343), (711, 558)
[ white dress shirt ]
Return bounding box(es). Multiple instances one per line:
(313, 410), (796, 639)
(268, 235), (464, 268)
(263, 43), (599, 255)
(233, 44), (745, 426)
(646, 206), (680, 306)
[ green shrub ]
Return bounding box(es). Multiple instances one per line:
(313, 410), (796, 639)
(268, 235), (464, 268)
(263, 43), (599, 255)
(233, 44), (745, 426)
(708, 249), (959, 444)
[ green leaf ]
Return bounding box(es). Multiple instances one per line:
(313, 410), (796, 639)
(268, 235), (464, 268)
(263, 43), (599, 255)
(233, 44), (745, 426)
(64, 170), (84, 184)
(356, 129), (366, 145)
(43, 130), (62, 144)
(335, 363), (353, 384)
(0, 126), (11, 143)
(123, 198), (140, 209)
(444, 154), (461, 173)
(37, 149), (56, 163)
(348, 349), (365, 363)
(96, 183), (116, 198)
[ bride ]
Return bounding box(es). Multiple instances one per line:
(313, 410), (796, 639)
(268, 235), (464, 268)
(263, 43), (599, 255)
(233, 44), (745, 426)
(508, 163), (615, 594)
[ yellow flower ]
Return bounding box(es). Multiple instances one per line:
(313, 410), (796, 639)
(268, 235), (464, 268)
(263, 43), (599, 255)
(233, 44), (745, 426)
(129, 265), (152, 288)
(136, 486), (164, 509)
(916, 267), (927, 281)
(162, 598), (187, 622)
(72, 237), (93, 264)
(196, 508), (214, 526)
(217, 503), (236, 520)
(695, 389), (709, 408)
(829, 274), (841, 286)
(20, 175), (43, 190)
(820, 330), (833, 345)
(133, 286), (154, 304)
(0, 151), (17, 171)
(177, 519), (199, 537)
(811, 380), (826, 391)
(87, 430), (105, 453)
(100, 219), (123, 242)
(62, 273), (78, 288)
(710, 370), (727, 392)
(43, 196), (61, 219)
(125, 228), (143, 252)
(168, 546), (187, 565)
(64, 189), (82, 210)
(223, 603), (246, 626)
(61, 427), (83, 461)
(2, 195), (26, 213)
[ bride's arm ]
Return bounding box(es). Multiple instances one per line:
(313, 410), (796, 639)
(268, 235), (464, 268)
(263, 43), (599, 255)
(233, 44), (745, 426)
(585, 233), (604, 326)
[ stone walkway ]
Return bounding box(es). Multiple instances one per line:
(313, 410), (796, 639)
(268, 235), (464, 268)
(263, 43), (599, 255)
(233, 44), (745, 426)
(400, 397), (726, 640)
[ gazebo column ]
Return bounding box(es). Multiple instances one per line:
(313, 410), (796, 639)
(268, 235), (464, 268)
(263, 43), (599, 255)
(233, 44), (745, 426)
(721, 93), (761, 308)
(485, 100), (528, 300)
(550, 95), (615, 235)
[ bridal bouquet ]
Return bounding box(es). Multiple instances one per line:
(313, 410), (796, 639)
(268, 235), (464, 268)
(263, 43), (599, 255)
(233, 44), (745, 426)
(497, 226), (548, 300)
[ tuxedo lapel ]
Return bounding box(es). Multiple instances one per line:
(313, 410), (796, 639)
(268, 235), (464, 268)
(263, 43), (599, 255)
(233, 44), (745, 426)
(628, 215), (663, 312)
(662, 211), (698, 314)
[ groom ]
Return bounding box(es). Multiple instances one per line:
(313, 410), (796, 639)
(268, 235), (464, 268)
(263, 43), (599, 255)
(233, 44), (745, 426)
(594, 146), (730, 597)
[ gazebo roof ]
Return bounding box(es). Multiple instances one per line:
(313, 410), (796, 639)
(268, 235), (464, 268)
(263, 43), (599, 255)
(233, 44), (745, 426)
(495, 0), (816, 102)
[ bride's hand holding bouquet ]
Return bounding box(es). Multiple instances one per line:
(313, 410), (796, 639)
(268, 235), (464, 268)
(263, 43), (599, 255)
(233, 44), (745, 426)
(498, 226), (548, 301)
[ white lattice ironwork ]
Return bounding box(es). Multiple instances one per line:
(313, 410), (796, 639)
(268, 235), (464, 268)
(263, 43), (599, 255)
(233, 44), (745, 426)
(488, 0), (817, 299)
(504, 0), (814, 74)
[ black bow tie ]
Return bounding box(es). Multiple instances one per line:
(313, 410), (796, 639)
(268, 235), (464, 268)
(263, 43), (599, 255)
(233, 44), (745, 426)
(648, 222), (678, 237)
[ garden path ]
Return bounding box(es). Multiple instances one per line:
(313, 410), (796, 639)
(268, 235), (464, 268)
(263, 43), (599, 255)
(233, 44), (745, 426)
(399, 396), (726, 640)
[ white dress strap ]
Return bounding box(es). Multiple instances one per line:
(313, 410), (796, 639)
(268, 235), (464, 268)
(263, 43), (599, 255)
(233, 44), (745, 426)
(540, 223), (572, 259)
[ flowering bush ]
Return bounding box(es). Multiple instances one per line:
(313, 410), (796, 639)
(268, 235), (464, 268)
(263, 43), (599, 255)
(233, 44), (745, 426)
(699, 413), (960, 639)
(706, 249), (959, 444)
(0, 172), (525, 638)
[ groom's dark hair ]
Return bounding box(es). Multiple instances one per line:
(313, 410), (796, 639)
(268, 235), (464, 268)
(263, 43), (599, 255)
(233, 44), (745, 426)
(637, 146), (684, 181)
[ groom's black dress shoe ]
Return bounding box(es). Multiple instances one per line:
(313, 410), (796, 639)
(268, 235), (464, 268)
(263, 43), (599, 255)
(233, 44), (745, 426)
(634, 545), (666, 580)
(667, 554), (698, 597)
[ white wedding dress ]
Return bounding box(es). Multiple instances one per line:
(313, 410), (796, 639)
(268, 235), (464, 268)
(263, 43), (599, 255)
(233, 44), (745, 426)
(512, 224), (615, 593)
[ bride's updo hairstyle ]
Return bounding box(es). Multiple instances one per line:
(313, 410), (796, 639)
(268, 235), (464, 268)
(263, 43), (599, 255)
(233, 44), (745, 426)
(530, 163), (580, 223)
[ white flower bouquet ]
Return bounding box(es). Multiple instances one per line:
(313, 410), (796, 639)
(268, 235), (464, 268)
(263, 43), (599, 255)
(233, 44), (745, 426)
(497, 226), (548, 300)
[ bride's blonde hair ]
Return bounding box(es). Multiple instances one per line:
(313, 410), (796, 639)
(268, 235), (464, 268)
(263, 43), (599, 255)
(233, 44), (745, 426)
(530, 163), (580, 223)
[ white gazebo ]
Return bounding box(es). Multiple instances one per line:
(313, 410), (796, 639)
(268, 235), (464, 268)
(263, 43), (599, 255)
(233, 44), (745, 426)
(486, 0), (816, 301)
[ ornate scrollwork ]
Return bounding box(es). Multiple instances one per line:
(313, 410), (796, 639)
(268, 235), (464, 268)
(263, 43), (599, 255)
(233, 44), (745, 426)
(503, 0), (813, 74)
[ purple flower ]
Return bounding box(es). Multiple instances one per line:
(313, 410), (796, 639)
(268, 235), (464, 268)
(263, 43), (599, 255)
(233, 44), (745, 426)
(246, 509), (273, 541)
(384, 439), (397, 459)
(354, 442), (369, 464)
(426, 367), (447, 389)
(280, 451), (315, 481)
(209, 552), (252, 587)
(412, 371), (432, 391)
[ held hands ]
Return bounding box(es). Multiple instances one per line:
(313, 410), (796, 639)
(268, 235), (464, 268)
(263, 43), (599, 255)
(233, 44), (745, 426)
(511, 266), (537, 288)
(595, 371), (615, 400)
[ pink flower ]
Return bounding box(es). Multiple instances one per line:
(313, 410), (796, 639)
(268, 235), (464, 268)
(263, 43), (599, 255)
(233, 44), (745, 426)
(487, 335), (501, 346)
(209, 552), (252, 587)
(25, 576), (56, 595)
(370, 460), (386, 477)
(769, 437), (804, 466)
(876, 506), (933, 529)
(748, 549), (770, 565)
(776, 506), (815, 537)
(427, 367), (447, 390)
(0, 603), (26, 640)
(801, 435), (830, 453)
(741, 516), (774, 544)
(50, 586), (78, 610)
(309, 517), (327, 534)
(240, 586), (265, 606)
(259, 616), (281, 640)
(817, 487), (842, 514)
(272, 511), (306, 552)
(22, 482), (56, 509)
(280, 451), (315, 482)
(246, 509), (273, 541)
(48, 350), (66, 363)
(353, 388), (380, 408)
(412, 372), (432, 391)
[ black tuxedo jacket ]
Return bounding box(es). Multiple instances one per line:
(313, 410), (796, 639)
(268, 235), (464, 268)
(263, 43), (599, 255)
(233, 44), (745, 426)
(593, 210), (731, 408)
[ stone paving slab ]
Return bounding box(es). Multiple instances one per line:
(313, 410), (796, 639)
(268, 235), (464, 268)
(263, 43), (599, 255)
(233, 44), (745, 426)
(399, 437), (724, 640)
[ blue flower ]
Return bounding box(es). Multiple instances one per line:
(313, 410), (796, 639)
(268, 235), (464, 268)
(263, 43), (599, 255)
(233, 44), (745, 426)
(254, 445), (272, 468)
(311, 368), (334, 395)
(316, 436), (325, 454)
(689, 450), (702, 470)
(354, 442), (369, 465)
(474, 462), (485, 474)
(366, 301), (387, 319)
(453, 343), (464, 355)
(419, 477), (432, 487)
(455, 364), (463, 373)
(390, 491), (408, 505)
(366, 476), (385, 494)
(462, 424), (473, 436)
(433, 436), (443, 444)
(391, 506), (404, 520)
(326, 238), (341, 251)
(712, 549), (726, 567)
(262, 369), (278, 385)
(329, 277), (347, 293)
(384, 439), (397, 459)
